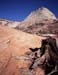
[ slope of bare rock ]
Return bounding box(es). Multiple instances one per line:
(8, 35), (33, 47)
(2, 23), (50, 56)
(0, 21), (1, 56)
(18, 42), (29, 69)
(0, 26), (46, 75)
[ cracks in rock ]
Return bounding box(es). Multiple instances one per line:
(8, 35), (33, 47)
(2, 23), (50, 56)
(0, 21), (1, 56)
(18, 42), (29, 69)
(2, 36), (57, 75)
(23, 37), (58, 75)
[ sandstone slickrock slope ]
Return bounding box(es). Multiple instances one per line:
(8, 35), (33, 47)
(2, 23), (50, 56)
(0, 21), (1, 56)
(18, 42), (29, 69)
(0, 26), (46, 75)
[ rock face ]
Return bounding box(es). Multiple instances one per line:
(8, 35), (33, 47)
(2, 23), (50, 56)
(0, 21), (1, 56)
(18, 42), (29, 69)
(0, 26), (46, 75)
(0, 26), (58, 75)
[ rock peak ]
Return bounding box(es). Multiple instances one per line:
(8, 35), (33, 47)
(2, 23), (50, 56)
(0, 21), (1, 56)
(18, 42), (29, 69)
(20, 7), (57, 28)
(31, 7), (57, 20)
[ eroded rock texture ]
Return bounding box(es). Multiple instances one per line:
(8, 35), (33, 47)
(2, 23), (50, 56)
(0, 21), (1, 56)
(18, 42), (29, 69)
(0, 26), (46, 75)
(0, 26), (58, 75)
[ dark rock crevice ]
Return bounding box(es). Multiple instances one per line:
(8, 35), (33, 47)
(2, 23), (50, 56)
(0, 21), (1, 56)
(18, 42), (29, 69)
(24, 37), (58, 75)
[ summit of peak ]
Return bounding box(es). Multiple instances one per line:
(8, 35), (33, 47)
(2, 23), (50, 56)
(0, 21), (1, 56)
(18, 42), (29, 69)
(20, 7), (57, 27)
(31, 7), (57, 20)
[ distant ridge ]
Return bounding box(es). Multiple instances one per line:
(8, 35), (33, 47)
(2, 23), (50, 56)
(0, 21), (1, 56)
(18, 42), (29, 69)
(0, 19), (20, 28)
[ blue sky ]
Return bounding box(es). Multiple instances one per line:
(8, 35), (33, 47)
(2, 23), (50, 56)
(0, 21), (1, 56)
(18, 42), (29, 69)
(0, 0), (58, 21)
